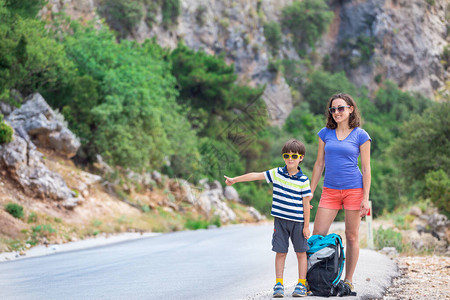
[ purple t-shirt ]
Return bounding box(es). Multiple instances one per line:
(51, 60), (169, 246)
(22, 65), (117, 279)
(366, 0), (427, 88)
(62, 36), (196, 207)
(318, 127), (371, 189)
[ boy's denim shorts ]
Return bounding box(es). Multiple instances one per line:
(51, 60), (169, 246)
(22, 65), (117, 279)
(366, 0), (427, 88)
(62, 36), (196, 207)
(272, 217), (309, 253)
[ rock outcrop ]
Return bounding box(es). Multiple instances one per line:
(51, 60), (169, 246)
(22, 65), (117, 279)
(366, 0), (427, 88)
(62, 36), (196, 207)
(326, 0), (448, 98)
(6, 94), (80, 158)
(0, 93), (81, 208)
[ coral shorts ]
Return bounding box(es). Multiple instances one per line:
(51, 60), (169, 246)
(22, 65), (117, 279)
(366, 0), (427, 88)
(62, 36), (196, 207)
(319, 187), (363, 210)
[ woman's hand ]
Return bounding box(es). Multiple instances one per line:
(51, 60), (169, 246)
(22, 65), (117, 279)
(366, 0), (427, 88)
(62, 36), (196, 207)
(360, 200), (370, 217)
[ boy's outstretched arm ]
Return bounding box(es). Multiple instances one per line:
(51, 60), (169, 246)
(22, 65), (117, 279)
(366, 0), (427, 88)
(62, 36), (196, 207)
(224, 172), (265, 186)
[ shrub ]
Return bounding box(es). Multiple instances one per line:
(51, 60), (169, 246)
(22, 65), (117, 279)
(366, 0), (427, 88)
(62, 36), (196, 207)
(424, 170), (450, 217)
(195, 5), (207, 26)
(322, 54), (331, 71)
(210, 215), (222, 228)
(374, 74), (382, 84)
(162, 0), (180, 27)
(356, 35), (375, 61)
(374, 227), (403, 252)
(442, 45), (450, 70)
(267, 59), (283, 74)
(281, 0), (333, 53)
(185, 217), (209, 230)
(282, 59), (310, 90)
(0, 115), (13, 144)
(98, 0), (144, 37)
(5, 203), (24, 218)
(235, 182), (272, 216)
(32, 224), (56, 236)
(29, 224), (57, 244)
(27, 212), (37, 223)
(343, 35), (375, 67)
(263, 21), (282, 56)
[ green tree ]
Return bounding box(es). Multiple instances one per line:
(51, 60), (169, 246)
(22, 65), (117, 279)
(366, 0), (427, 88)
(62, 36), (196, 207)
(389, 101), (449, 183)
(303, 70), (358, 115)
(373, 81), (430, 124)
(363, 81), (431, 156)
(284, 102), (324, 144)
(45, 22), (200, 173)
(169, 43), (265, 134)
(0, 0), (74, 105)
(5, 0), (46, 18)
(281, 0), (333, 54)
(170, 43), (236, 113)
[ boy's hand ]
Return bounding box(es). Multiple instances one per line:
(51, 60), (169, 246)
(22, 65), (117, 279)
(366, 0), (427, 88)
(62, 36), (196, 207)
(303, 227), (311, 239)
(224, 175), (235, 186)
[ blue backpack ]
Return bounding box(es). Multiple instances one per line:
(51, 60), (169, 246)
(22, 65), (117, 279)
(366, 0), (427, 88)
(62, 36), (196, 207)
(306, 234), (345, 297)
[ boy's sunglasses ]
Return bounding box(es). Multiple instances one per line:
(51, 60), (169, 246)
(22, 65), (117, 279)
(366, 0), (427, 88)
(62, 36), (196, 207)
(329, 105), (350, 114)
(282, 153), (303, 159)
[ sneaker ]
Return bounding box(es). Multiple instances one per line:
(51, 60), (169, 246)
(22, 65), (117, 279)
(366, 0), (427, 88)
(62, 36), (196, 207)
(305, 281), (312, 296)
(292, 282), (307, 297)
(273, 282), (284, 298)
(337, 279), (357, 297)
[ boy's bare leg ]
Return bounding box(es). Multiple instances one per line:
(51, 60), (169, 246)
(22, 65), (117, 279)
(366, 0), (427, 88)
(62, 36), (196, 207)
(296, 252), (307, 279)
(275, 252), (287, 279)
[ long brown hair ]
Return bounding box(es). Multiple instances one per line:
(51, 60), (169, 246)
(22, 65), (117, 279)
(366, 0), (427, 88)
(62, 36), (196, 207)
(325, 93), (361, 129)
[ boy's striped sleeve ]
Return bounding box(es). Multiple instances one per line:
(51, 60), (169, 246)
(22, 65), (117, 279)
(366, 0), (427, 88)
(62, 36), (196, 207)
(264, 169), (274, 183)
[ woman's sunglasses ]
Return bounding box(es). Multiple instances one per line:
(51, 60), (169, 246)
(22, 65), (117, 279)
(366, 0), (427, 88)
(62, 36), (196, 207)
(329, 105), (350, 114)
(282, 153), (303, 159)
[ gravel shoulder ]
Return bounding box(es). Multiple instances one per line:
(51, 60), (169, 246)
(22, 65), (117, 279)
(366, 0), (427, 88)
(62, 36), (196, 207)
(378, 255), (450, 300)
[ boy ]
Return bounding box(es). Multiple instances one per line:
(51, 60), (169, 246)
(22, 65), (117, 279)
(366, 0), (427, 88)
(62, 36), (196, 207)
(224, 139), (312, 298)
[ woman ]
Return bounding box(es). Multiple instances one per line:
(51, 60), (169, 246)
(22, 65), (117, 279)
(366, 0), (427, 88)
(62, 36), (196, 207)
(310, 93), (371, 296)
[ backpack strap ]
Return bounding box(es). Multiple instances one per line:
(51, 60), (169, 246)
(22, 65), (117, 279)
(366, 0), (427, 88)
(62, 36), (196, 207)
(332, 235), (345, 286)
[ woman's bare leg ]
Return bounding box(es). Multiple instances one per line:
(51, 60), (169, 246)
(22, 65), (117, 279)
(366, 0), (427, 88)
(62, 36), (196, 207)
(312, 208), (339, 236)
(344, 210), (361, 282)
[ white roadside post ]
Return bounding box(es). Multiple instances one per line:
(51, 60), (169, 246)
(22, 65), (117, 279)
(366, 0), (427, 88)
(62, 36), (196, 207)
(366, 200), (374, 249)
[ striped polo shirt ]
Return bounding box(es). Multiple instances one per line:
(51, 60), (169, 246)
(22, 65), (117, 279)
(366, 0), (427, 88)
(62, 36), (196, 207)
(264, 166), (312, 222)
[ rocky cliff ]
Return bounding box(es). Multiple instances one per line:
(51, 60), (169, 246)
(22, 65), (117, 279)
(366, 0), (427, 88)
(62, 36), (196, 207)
(325, 0), (448, 99)
(40, 0), (448, 126)
(0, 94), (81, 208)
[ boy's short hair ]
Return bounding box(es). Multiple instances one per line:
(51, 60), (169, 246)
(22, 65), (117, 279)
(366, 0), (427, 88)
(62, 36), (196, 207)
(282, 139), (306, 156)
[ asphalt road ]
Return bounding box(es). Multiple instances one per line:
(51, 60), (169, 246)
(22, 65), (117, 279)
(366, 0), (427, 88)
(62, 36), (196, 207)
(0, 223), (398, 300)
